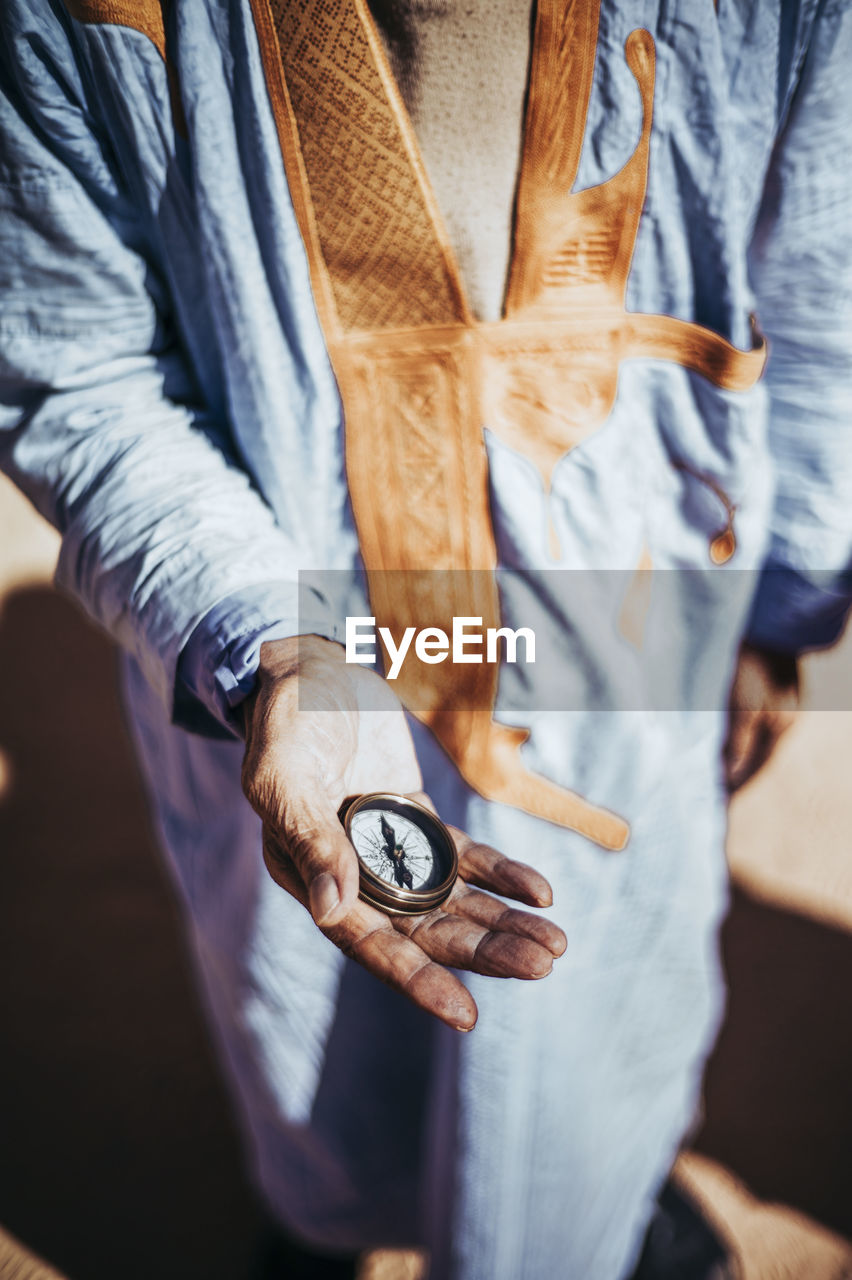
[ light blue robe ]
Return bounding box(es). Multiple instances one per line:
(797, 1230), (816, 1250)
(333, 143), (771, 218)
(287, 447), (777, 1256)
(1, 2), (851, 1276)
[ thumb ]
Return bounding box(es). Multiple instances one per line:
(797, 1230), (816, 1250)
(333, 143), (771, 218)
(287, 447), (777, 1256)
(262, 789), (362, 926)
(725, 707), (760, 790)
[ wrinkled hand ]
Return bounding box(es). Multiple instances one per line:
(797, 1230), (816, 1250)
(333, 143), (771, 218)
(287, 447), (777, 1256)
(241, 635), (567, 1030)
(725, 641), (799, 792)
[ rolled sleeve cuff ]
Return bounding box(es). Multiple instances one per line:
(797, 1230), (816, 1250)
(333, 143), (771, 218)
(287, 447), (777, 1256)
(174, 580), (345, 737)
(745, 564), (852, 655)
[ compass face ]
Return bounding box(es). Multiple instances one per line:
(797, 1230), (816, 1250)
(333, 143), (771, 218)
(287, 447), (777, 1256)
(349, 809), (437, 890)
(340, 794), (458, 915)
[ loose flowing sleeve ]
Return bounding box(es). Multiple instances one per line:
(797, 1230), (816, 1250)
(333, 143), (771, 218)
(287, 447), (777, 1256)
(746, 1), (852, 653)
(0, 4), (336, 734)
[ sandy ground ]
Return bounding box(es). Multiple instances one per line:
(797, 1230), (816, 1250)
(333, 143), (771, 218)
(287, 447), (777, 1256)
(1, 471), (851, 1280)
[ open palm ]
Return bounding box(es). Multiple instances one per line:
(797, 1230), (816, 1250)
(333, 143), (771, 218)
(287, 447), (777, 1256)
(242, 635), (566, 1031)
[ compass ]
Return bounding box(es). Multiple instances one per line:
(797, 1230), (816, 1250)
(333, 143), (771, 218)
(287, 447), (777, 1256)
(339, 793), (459, 915)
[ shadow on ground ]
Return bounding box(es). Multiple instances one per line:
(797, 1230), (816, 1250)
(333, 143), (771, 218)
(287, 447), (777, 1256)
(0, 587), (264, 1280)
(1, 585), (851, 1277)
(697, 891), (852, 1240)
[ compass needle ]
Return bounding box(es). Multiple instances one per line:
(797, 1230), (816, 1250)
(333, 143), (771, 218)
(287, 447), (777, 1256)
(340, 794), (459, 914)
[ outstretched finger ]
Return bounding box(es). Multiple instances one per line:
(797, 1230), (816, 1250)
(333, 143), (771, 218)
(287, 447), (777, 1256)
(447, 825), (555, 908)
(264, 827), (479, 1029)
(446, 881), (567, 957)
(392, 902), (557, 980)
(323, 899), (479, 1030)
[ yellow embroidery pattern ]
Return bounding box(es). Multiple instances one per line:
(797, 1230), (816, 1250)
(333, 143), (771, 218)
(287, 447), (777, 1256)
(247, 0), (766, 849)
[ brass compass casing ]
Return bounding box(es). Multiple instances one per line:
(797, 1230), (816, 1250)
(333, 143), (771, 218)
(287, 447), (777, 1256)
(340, 793), (459, 915)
